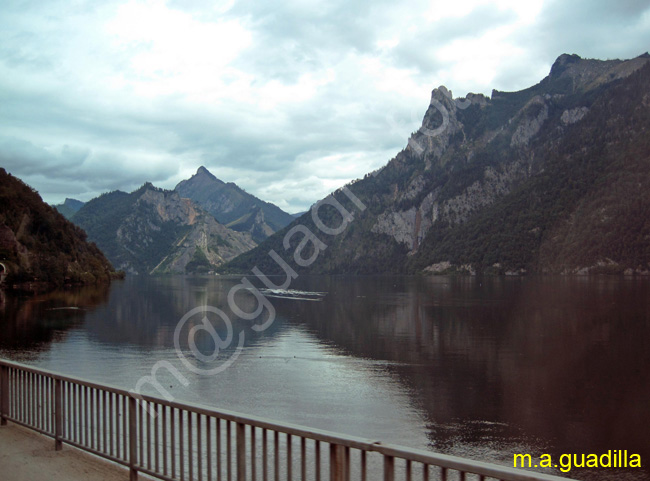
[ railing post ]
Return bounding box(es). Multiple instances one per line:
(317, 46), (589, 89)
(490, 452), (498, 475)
(129, 396), (138, 481)
(0, 365), (8, 426)
(54, 378), (62, 450)
(384, 455), (395, 481)
(237, 422), (246, 481)
(330, 444), (343, 481)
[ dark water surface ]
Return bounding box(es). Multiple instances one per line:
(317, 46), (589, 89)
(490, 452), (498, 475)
(1, 275), (649, 480)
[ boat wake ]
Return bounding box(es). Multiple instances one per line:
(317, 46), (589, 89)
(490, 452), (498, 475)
(258, 288), (327, 301)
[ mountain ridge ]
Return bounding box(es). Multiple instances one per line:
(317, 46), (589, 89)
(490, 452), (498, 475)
(222, 53), (650, 276)
(72, 183), (256, 274)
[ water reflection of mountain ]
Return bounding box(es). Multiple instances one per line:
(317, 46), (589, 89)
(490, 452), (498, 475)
(80, 276), (284, 350)
(274, 276), (650, 477)
(0, 283), (111, 354)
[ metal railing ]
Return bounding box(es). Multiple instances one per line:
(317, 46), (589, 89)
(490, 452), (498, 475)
(0, 359), (574, 481)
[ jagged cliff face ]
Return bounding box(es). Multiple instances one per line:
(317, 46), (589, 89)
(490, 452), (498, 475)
(175, 166), (294, 243)
(374, 54), (650, 257)
(224, 53), (650, 276)
(73, 184), (256, 275)
(370, 86), (530, 251)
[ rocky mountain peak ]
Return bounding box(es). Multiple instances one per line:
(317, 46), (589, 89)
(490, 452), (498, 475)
(179, 166), (224, 190)
(549, 53), (582, 77)
(174, 167), (294, 242)
(430, 85), (452, 102)
(196, 166), (218, 180)
(406, 84), (465, 160)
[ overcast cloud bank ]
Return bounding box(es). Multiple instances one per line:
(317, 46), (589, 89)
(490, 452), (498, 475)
(1, 0), (649, 212)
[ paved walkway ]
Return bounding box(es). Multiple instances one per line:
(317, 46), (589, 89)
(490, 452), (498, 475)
(0, 422), (128, 481)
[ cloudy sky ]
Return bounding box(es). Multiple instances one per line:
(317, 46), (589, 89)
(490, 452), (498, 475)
(1, 0), (648, 213)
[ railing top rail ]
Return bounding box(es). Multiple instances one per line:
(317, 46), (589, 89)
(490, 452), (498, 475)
(0, 358), (575, 481)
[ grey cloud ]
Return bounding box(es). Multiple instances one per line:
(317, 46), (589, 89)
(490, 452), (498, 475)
(2, 0), (648, 212)
(0, 137), (88, 176)
(390, 5), (519, 75)
(542, 0), (650, 23)
(0, 0), (468, 210)
(519, 0), (650, 65)
(0, 134), (179, 203)
(490, 58), (550, 93)
(152, 79), (407, 176)
(227, 0), (411, 82)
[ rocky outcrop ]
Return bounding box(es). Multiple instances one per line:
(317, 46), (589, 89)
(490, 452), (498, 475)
(423, 261), (452, 274)
(510, 97), (549, 147)
(561, 107), (589, 125)
(137, 188), (201, 224)
(406, 86), (468, 161)
(152, 219), (257, 274)
(372, 207), (419, 249)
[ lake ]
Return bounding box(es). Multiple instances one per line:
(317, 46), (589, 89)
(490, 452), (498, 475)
(1, 275), (649, 480)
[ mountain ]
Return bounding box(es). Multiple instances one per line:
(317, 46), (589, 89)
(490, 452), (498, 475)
(223, 53), (650, 276)
(72, 183), (256, 274)
(53, 198), (85, 220)
(175, 166), (294, 242)
(0, 168), (118, 286)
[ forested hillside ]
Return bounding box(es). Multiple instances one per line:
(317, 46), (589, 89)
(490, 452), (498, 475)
(0, 168), (119, 286)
